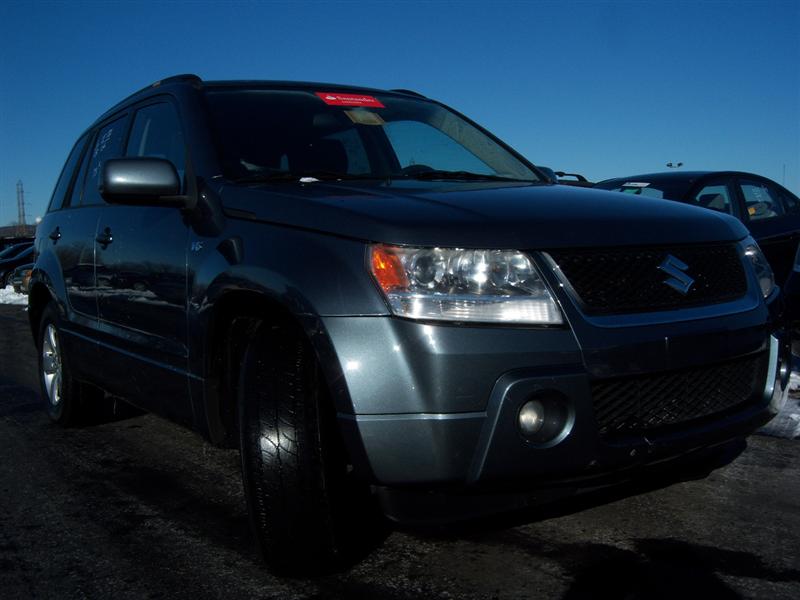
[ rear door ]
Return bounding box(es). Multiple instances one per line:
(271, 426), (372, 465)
(36, 120), (128, 381)
(736, 177), (800, 285)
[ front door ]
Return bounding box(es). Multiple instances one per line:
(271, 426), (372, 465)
(93, 101), (192, 423)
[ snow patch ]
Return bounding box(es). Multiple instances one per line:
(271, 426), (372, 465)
(758, 372), (800, 440)
(0, 285), (28, 306)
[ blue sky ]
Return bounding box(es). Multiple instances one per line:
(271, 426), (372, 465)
(0, 0), (798, 225)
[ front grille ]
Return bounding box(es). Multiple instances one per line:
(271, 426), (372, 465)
(547, 243), (747, 314)
(591, 352), (769, 437)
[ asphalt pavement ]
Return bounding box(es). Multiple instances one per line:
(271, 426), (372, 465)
(0, 303), (798, 599)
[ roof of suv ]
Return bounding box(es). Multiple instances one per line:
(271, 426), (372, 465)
(596, 171), (763, 185)
(99, 74), (427, 123)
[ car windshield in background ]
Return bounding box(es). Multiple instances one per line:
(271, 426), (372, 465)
(203, 88), (539, 183)
(0, 243), (31, 260)
(594, 178), (690, 201)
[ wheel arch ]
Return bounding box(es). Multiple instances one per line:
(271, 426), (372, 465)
(27, 279), (57, 343)
(27, 244), (69, 342)
(200, 288), (356, 449)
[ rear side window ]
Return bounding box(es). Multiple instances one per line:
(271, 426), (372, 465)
(81, 116), (128, 206)
(126, 102), (186, 188)
(691, 183), (733, 215)
(740, 179), (784, 221)
(48, 133), (90, 212)
(68, 135), (93, 208)
(774, 184), (800, 214)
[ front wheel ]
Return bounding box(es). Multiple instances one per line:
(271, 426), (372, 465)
(237, 318), (378, 574)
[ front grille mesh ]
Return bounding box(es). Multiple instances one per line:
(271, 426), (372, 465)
(591, 352), (768, 437)
(547, 243), (747, 315)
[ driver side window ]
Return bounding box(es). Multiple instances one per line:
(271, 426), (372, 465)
(126, 102), (186, 190)
(691, 183), (733, 215)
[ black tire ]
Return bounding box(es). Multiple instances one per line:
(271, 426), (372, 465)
(37, 303), (103, 425)
(237, 318), (374, 574)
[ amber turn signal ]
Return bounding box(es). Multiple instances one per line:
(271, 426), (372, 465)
(371, 245), (409, 292)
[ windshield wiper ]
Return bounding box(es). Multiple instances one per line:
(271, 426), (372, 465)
(231, 172), (299, 183)
(402, 170), (534, 182)
(231, 171), (387, 183)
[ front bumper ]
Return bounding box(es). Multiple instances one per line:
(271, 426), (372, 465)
(321, 286), (787, 495)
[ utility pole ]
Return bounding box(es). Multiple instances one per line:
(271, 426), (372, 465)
(16, 180), (26, 236)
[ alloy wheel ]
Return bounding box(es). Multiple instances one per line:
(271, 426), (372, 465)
(41, 324), (62, 406)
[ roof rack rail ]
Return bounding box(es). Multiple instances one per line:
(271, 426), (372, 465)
(555, 171), (589, 182)
(150, 73), (203, 88)
(100, 74), (203, 120)
(390, 88), (427, 99)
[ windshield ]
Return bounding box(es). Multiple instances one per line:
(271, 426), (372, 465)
(594, 178), (690, 200)
(203, 88), (539, 183)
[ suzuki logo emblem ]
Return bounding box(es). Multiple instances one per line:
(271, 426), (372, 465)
(658, 254), (694, 294)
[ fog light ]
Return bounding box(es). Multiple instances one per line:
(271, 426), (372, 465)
(518, 395), (571, 444)
(519, 400), (545, 436)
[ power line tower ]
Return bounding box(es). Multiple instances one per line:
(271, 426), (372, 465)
(16, 180), (27, 236)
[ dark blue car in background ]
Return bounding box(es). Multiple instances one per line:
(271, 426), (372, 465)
(595, 171), (800, 347)
(0, 242), (34, 287)
(595, 171), (800, 286)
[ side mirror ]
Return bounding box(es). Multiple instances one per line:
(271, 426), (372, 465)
(100, 157), (190, 208)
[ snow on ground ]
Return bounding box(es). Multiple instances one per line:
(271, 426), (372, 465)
(758, 371), (800, 440)
(0, 285), (28, 306)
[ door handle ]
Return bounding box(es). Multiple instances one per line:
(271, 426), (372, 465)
(96, 227), (113, 247)
(49, 227), (61, 242)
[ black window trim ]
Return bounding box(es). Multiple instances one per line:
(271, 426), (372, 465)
(46, 132), (92, 213)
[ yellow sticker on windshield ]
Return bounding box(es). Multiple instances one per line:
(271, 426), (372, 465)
(345, 110), (385, 126)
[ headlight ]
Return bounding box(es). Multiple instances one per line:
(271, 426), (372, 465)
(369, 244), (563, 324)
(743, 239), (775, 298)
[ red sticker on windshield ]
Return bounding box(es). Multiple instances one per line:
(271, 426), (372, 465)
(315, 92), (385, 108)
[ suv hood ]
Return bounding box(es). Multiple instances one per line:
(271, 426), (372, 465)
(219, 180), (748, 249)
